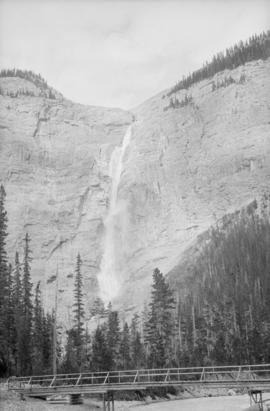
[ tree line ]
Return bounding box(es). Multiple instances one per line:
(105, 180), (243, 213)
(0, 68), (57, 99)
(168, 30), (270, 96)
(0, 185), (55, 376)
(65, 197), (270, 372)
(170, 198), (270, 366)
(1, 184), (270, 377)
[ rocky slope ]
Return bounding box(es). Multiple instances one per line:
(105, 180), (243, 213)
(0, 58), (270, 323)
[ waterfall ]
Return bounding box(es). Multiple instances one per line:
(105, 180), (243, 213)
(98, 125), (132, 303)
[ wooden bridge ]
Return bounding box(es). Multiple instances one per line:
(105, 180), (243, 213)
(8, 364), (270, 410)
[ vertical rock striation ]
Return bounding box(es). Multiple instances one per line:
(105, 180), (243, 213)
(0, 58), (270, 321)
(113, 58), (270, 311)
(0, 76), (133, 324)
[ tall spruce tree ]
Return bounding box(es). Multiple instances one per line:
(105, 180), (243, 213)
(32, 282), (44, 374)
(91, 326), (110, 371)
(62, 328), (80, 373)
(119, 322), (131, 369)
(146, 268), (176, 368)
(0, 185), (9, 376)
(21, 233), (33, 375)
(13, 252), (23, 375)
(72, 253), (85, 369)
(107, 310), (120, 369)
(130, 314), (144, 368)
(6, 263), (15, 374)
(42, 312), (54, 374)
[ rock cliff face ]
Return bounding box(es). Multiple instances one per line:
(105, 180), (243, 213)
(0, 77), (133, 325)
(0, 58), (270, 323)
(117, 58), (270, 311)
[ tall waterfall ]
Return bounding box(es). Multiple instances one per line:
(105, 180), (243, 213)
(98, 125), (132, 303)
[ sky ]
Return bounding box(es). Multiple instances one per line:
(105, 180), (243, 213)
(0, 0), (269, 109)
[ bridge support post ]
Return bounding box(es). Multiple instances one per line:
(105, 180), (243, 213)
(248, 390), (263, 410)
(102, 392), (114, 411)
(69, 393), (83, 405)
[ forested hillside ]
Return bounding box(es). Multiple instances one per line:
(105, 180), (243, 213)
(1, 181), (270, 376)
(0, 69), (59, 99)
(168, 30), (270, 95)
(170, 198), (270, 366)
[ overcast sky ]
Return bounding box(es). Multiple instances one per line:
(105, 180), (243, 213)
(0, 0), (269, 109)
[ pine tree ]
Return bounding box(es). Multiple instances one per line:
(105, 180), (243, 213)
(32, 282), (44, 374)
(146, 268), (176, 368)
(91, 326), (110, 371)
(42, 312), (54, 374)
(21, 233), (33, 375)
(130, 314), (144, 368)
(73, 254), (84, 338)
(107, 310), (120, 369)
(13, 252), (24, 375)
(0, 185), (9, 376)
(13, 252), (22, 309)
(119, 322), (131, 369)
(6, 263), (16, 374)
(62, 328), (80, 373)
(83, 326), (91, 372)
(72, 253), (85, 369)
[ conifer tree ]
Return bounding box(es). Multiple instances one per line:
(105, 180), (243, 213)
(13, 252), (23, 375)
(21, 232), (33, 375)
(119, 322), (131, 369)
(13, 252), (22, 310)
(91, 326), (110, 371)
(130, 314), (144, 368)
(0, 185), (9, 376)
(32, 282), (44, 374)
(62, 328), (80, 373)
(107, 310), (120, 369)
(146, 268), (176, 368)
(73, 254), (84, 338)
(72, 253), (85, 369)
(6, 263), (16, 374)
(42, 312), (54, 373)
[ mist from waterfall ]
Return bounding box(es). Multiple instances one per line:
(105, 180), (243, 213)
(98, 125), (132, 304)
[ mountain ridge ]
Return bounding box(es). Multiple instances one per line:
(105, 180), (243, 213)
(0, 47), (270, 322)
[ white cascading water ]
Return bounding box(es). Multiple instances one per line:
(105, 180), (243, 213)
(98, 125), (132, 303)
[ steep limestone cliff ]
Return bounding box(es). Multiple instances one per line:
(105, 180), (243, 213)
(0, 76), (133, 326)
(0, 58), (270, 323)
(113, 58), (270, 311)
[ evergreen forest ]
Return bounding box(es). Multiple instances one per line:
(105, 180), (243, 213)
(0, 69), (58, 99)
(168, 30), (270, 95)
(0, 185), (270, 378)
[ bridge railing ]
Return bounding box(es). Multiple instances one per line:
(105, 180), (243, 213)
(8, 364), (270, 392)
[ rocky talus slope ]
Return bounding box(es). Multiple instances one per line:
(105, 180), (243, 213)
(0, 58), (270, 322)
